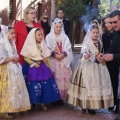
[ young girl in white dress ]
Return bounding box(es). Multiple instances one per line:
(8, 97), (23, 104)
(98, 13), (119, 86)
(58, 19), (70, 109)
(21, 28), (61, 111)
(45, 18), (73, 103)
(0, 25), (31, 118)
(67, 24), (114, 114)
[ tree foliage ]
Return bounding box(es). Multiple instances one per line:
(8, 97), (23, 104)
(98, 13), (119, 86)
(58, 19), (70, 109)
(98, 0), (118, 18)
(57, 0), (86, 21)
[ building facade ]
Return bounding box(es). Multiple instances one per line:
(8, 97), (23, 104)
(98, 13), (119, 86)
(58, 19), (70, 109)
(0, 0), (59, 25)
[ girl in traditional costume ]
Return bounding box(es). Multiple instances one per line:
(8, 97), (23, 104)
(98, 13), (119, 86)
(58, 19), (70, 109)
(92, 19), (103, 37)
(67, 24), (114, 114)
(0, 25), (31, 118)
(21, 28), (61, 111)
(45, 18), (73, 103)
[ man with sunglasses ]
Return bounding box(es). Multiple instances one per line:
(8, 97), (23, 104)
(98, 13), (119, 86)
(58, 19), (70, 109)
(102, 10), (120, 120)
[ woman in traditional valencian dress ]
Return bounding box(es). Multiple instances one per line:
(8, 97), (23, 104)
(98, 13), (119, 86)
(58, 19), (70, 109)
(21, 28), (61, 111)
(67, 24), (114, 114)
(45, 18), (73, 103)
(0, 25), (31, 118)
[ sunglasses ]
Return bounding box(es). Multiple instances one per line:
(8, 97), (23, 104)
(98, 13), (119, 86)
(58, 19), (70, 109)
(43, 17), (48, 20)
(110, 19), (120, 24)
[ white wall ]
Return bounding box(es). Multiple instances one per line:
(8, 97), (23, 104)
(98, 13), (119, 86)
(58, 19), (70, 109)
(16, 0), (40, 20)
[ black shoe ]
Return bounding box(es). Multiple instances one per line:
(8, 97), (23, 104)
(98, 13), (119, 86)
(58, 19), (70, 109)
(108, 107), (114, 110)
(114, 103), (119, 114)
(40, 104), (47, 112)
(31, 104), (36, 109)
(115, 110), (119, 114)
(88, 109), (96, 114)
(57, 100), (64, 105)
(82, 109), (86, 112)
(51, 102), (58, 105)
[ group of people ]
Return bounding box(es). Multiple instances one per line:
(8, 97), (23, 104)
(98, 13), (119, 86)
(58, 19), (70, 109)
(0, 5), (120, 120)
(39, 9), (70, 37)
(68, 10), (120, 120)
(0, 6), (72, 118)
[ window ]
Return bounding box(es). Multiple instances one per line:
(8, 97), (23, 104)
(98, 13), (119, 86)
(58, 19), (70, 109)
(9, 0), (15, 20)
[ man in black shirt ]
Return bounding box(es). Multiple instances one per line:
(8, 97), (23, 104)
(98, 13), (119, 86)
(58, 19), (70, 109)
(103, 10), (120, 120)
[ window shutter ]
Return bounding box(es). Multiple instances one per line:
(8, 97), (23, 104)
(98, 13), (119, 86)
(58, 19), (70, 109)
(9, 0), (14, 20)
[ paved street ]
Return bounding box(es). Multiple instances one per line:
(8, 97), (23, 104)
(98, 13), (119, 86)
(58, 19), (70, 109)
(0, 104), (117, 120)
(0, 52), (117, 120)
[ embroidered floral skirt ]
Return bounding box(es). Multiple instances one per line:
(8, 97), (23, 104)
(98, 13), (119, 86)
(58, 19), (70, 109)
(67, 60), (114, 109)
(0, 64), (31, 113)
(23, 62), (61, 104)
(50, 58), (72, 100)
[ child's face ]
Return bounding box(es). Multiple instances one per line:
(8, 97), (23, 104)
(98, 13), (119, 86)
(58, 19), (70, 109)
(91, 28), (99, 40)
(35, 30), (43, 43)
(54, 23), (62, 34)
(8, 29), (15, 40)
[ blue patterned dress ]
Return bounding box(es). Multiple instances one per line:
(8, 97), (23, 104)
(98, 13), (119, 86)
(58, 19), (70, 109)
(22, 61), (61, 104)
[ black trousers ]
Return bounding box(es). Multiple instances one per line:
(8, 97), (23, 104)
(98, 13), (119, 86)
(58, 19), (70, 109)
(107, 62), (119, 108)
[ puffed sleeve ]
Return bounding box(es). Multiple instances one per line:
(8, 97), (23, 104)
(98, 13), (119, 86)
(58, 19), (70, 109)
(45, 57), (52, 68)
(24, 57), (34, 65)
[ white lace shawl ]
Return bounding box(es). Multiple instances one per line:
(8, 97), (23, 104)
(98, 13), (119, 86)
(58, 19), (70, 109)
(0, 25), (29, 109)
(45, 18), (73, 68)
(0, 25), (21, 72)
(80, 24), (112, 97)
(20, 28), (51, 61)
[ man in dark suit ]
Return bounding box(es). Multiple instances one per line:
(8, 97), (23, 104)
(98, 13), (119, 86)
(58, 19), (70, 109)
(56, 9), (70, 37)
(103, 10), (120, 120)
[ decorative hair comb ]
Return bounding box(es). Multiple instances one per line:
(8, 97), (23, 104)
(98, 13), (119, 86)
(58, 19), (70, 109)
(52, 18), (63, 25)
